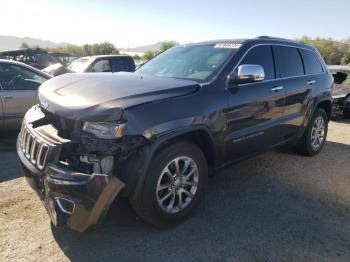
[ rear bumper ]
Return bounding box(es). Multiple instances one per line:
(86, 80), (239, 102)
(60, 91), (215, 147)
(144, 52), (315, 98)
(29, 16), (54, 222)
(17, 139), (125, 232)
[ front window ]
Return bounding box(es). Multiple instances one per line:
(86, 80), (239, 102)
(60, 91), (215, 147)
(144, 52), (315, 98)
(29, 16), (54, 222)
(67, 57), (92, 73)
(136, 44), (237, 82)
(92, 59), (111, 72)
(0, 64), (47, 90)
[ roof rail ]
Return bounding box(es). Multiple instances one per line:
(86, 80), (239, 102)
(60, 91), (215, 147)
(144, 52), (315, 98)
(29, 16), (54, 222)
(256, 36), (300, 43)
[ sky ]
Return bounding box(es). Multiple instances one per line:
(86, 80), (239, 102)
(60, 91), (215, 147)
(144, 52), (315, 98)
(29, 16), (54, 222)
(0, 0), (349, 48)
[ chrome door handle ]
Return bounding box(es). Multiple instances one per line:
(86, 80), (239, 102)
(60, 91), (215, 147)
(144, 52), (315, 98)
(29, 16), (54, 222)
(271, 86), (284, 92)
(307, 80), (316, 85)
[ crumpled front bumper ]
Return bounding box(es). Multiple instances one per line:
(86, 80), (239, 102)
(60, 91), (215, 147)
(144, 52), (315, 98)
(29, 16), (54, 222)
(17, 139), (125, 232)
(332, 96), (350, 116)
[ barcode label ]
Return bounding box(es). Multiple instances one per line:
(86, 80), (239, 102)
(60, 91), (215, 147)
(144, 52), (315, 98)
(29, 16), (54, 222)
(214, 43), (242, 49)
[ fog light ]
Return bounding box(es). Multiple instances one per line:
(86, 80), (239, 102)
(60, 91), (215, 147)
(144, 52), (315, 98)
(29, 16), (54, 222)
(55, 197), (75, 214)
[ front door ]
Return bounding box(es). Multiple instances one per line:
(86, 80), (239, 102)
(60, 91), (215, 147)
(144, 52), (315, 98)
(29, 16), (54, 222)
(224, 45), (285, 163)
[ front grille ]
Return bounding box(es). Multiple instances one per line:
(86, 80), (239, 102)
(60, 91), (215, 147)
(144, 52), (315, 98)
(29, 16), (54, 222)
(20, 124), (52, 170)
(42, 109), (80, 139)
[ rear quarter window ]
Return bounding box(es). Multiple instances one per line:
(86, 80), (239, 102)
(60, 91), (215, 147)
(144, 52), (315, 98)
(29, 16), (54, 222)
(111, 57), (135, 72)
(300, 49), (324, 74)
(278, 46), (304, 78)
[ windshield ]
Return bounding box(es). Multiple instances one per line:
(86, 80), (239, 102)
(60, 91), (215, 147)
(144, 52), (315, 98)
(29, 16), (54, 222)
(67, 57), (91, 73)
(136, 44), (237, 82)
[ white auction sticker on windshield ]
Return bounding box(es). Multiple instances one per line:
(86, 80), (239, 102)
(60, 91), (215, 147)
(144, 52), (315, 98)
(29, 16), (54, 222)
(214, 43), (242, 49)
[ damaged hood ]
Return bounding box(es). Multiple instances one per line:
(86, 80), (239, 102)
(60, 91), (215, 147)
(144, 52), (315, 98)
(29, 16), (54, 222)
(38, 72), (200, 121)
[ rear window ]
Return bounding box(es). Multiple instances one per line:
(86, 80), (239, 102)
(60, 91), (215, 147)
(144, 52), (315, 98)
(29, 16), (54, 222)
(278, 46), (304, 77)
(111, 57), (135, 72)
(300, 49), (323, 74)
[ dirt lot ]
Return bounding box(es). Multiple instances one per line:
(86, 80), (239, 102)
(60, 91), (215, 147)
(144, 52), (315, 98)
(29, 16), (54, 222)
(1, 121), (350, 262)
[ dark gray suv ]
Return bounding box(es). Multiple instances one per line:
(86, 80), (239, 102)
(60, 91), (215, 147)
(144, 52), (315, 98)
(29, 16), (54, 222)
(17, 36), (333, 232)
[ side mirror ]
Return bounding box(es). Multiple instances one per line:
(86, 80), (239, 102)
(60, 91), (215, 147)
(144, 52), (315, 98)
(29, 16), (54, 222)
(229, 64), (265, 85)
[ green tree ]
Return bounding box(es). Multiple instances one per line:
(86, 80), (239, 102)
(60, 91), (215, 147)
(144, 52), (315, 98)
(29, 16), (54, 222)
(111, 49), (120, 55)
(142, 41), (177, 60)
(299, 36), (350, 65)
(143, 50), (158, 60)
(341, 50), (350, 65)
(20, 42), (29, 49)
(159, 41), (176, 53)
(46, 42), (119, 57)
(132, 54), (141, 60)
(98, 42), (117, 55)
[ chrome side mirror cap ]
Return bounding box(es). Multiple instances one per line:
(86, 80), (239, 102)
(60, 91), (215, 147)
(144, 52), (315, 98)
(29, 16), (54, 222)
(229, 64), (265, 85)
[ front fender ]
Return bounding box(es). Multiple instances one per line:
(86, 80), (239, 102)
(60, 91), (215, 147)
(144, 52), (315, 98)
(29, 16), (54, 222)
(125, 125), (216, 200)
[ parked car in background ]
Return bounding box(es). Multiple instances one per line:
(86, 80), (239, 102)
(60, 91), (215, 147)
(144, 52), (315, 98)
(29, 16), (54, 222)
(17, 37), (332, 232)
(135, 60), (146, 69)
(0, 59), (51, 129)
(0, 48), (59, 70)
(43, 55), (136, 77)
(68, 55), (135, 73)
(49, 52), (76, 66)
(329, 65), (350, 118)
(42, 63), (71, 77)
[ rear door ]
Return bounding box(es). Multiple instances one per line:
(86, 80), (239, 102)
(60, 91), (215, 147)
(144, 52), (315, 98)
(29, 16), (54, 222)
(276, 46), (321, 139)
(225, 45), (286, 162)
(0, 63), (47, 129)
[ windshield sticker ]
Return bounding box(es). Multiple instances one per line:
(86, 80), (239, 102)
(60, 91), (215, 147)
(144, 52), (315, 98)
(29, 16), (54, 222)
(214, 43), (242, 49)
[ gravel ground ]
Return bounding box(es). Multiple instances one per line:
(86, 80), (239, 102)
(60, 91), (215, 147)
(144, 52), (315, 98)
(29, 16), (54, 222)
(1, 121), (350, 262)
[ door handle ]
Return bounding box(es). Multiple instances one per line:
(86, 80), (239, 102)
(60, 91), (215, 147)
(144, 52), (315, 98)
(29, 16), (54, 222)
(2, 95), (13, 100)
(271, 86), (284, 92)
(307, 80), (316, 85)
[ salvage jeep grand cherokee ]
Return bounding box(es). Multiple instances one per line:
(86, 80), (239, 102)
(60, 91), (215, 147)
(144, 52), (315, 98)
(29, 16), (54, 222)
(17, 37), (333, 232)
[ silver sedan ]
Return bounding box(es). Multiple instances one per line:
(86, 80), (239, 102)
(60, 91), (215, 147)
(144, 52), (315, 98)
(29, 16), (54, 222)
(0, 59), (51, 129)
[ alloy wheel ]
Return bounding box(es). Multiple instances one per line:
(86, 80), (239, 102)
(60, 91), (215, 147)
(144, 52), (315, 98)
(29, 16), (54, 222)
(311, 116), (326, 150)
(156, 156), (199, 214)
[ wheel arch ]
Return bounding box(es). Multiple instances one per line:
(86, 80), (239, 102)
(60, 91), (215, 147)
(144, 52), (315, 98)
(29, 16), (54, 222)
(316, 99), (332, 121)
(129, 125), (218, 200)
(151, 127), (218, 169)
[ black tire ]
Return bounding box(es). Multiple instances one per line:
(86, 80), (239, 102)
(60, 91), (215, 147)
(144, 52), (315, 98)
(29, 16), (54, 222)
(296, 108), (328, 156)
(130, 141), (208, 228)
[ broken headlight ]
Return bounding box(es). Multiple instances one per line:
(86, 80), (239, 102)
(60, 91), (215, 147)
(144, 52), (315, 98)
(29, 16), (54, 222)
(83, 122), (125, 139)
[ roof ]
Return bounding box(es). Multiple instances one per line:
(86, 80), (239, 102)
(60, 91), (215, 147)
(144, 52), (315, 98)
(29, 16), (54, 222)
(0, 48), (48, 56)
(88, 54), (133, 59)
(186, 39), (248, 46)
(49, 52), (72, 57)
(184, 36), (310, 49)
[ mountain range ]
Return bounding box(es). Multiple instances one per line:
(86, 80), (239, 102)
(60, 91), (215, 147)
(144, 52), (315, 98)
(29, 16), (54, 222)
(0, 35), (178, 52)
(119, 41), (179, 52)
(0, 35), (70, 51)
